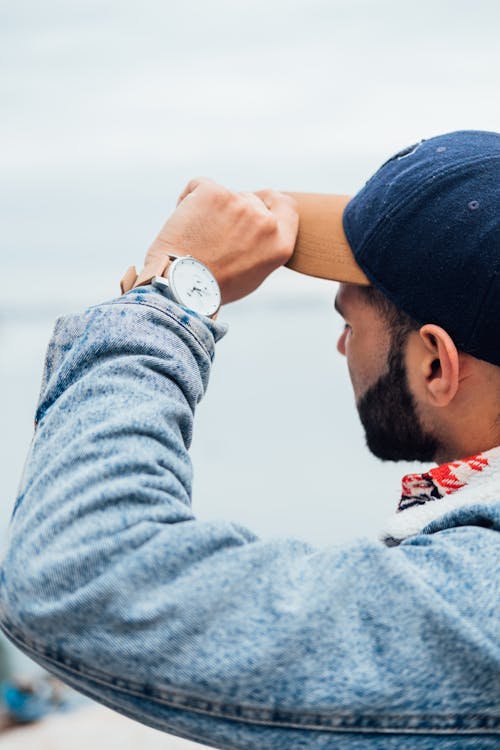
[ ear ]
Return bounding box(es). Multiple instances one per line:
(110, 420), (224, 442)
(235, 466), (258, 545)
(418, 324), (460, 407)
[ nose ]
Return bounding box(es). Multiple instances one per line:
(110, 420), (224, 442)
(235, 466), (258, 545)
(337, 327), (347, 356)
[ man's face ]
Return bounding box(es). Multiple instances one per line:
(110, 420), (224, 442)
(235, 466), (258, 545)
(335, 283), (438, 462)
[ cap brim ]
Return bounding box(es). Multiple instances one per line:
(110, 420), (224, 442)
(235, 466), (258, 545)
(284, 193), (370, 285)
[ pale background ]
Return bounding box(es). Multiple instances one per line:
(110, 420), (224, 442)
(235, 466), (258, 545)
(0, 0), (499, 746)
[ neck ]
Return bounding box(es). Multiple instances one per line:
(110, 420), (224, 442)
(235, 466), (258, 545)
(432, 367), (500, 464)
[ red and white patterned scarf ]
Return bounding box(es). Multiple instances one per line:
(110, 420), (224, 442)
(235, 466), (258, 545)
(380, 445), (500, 546)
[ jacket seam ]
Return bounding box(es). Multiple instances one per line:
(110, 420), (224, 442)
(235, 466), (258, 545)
(2, 622), (498, 734)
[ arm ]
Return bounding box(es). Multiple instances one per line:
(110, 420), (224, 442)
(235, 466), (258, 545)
(0, 184), (497, 748)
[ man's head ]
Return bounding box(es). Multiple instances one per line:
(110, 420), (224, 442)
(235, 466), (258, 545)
(287, 130), (500, 463)
(334, 282), (500, 464)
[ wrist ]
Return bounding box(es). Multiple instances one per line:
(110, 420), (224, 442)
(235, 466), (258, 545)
(120, 254), (221, 321)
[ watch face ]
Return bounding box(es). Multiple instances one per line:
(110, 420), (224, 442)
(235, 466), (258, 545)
(168, 257), (221, 316)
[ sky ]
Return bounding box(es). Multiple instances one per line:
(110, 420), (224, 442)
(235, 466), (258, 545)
(1, 0), (499, 279)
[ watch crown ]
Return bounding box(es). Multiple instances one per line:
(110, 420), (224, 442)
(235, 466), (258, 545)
(151, 276), (170, 293)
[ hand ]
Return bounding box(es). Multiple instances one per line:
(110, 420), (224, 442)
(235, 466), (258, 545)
(142, 178), (299, 304)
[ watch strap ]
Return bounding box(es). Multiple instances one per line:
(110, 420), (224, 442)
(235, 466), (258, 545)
(120, 256), (172, 294)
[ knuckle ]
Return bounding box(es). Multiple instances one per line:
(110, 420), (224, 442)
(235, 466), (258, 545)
(210, 185), (232, 207)
(260, 211), (278, 232)
(257, 188), (272, 200)
(231, 194), (249, 216)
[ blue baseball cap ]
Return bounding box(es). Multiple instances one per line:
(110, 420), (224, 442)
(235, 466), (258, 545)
(286, 130), (500, 366)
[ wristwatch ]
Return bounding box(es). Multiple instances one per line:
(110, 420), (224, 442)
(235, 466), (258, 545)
(120, 253), (221, 319)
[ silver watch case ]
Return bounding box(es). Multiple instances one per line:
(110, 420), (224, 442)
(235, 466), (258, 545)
(152, 255), (221, 318)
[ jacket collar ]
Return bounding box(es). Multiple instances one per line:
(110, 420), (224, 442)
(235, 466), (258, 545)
(380, 445), (500, 547)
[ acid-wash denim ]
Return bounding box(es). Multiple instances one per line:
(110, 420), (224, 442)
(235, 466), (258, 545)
(0, 286), (498, 749)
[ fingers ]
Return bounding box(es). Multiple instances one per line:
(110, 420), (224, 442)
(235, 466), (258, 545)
(154, 178), (300, 302)
(176, 180), (298, 258)
(178, 179), (296, 219)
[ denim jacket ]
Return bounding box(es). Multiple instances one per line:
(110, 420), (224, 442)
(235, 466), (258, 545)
(0, 287), (499, 749)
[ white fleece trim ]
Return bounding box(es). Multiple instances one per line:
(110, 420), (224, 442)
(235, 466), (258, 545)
(379, 447), (500, 546)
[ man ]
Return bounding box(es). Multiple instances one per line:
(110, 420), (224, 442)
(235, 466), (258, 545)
(0, 130), (498, 748)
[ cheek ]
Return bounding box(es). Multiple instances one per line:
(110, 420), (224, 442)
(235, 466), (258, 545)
(343, 337), (365, 398)
(347, 360), (366, 402)
(344, 333), (389, 402)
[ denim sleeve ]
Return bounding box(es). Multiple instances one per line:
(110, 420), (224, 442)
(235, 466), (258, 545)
(0, 287), (498, 749)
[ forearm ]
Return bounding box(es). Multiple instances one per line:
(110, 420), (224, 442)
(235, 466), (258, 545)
(0, 286), (248, 654)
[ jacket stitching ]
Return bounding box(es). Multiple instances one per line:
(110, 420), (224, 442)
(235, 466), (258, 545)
(2, 622), (498, 734)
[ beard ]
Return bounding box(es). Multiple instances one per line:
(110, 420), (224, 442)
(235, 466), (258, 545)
(356, 340), (439, 462)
